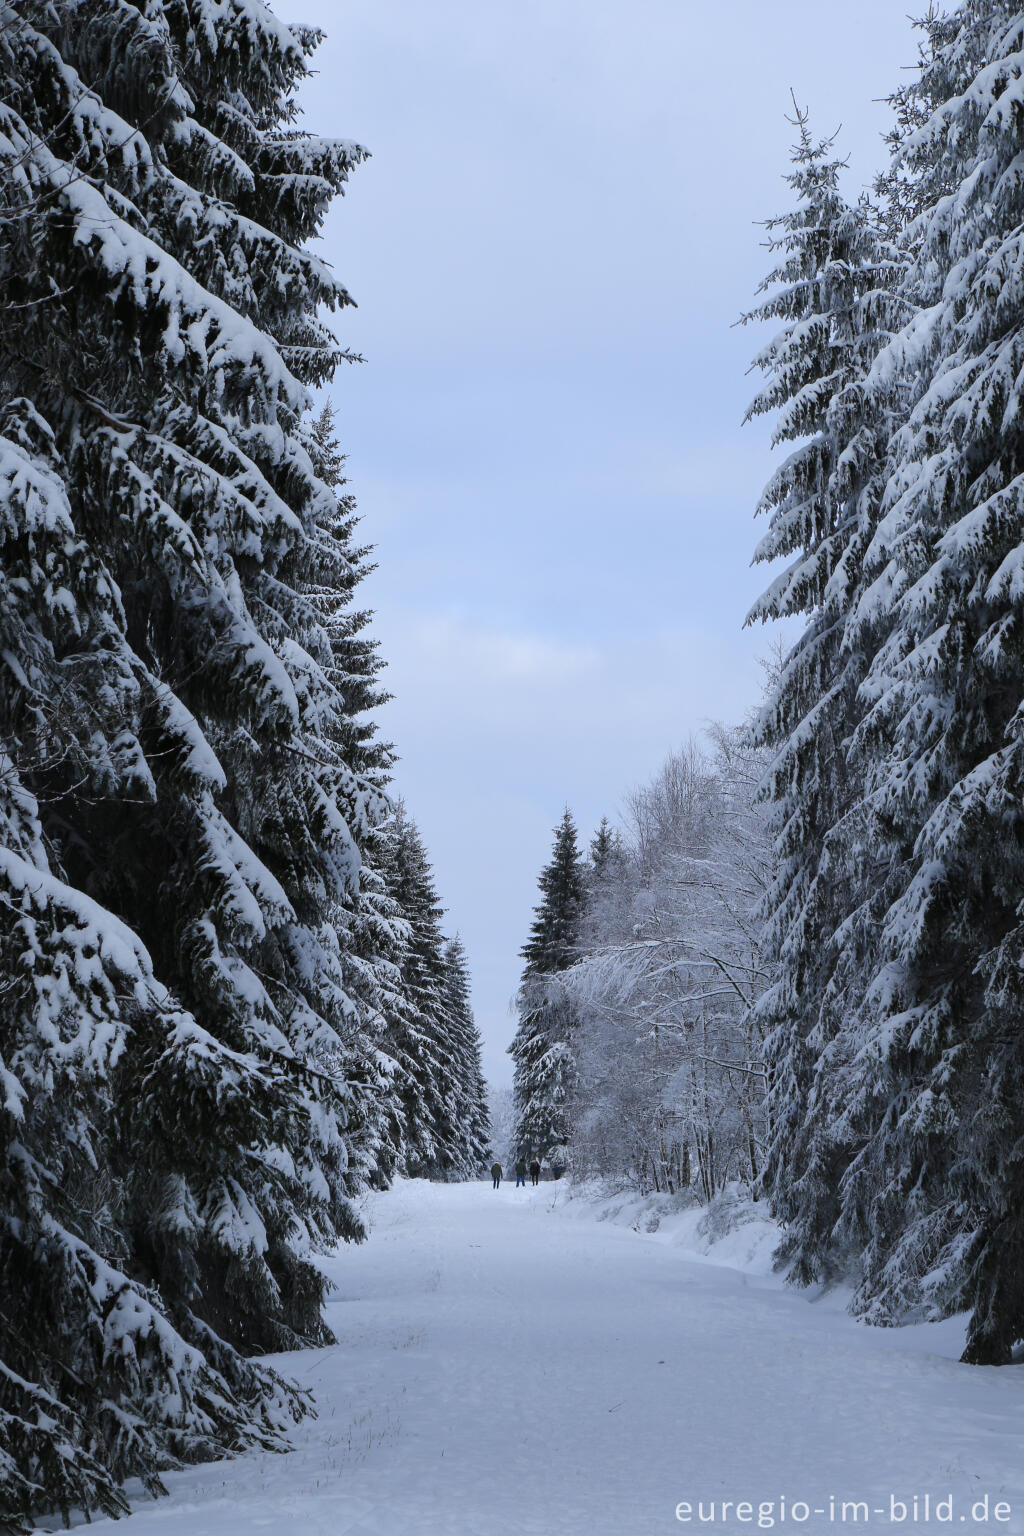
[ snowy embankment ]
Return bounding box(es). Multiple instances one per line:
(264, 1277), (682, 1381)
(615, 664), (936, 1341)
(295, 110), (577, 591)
(67, 1178), (1024, 1536)
(545, 1179), (781, 1277)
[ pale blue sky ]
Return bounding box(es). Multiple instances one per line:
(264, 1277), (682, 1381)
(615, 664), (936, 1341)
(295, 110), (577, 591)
(278, 0), (922, 1085)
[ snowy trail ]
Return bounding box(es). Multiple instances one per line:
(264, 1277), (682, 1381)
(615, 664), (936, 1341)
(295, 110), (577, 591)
(86, 1181), (1024, 1536)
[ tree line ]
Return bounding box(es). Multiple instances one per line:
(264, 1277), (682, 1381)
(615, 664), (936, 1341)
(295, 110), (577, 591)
(0, 1), (487, 1526)
(509, 730), (770, 1202)
(512, 0), (1024, 1371)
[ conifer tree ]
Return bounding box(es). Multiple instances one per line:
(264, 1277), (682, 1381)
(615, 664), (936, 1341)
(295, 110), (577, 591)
(579, 817), (628, 958)
(588, 817), (617, 881)
(0, 415), (303, 1528)
(0, 0), (393, 1516)
(510, 810), (585, 1161)
(746, 8), (1024, 1365)
(302, 399), (407, 1204)
(827, 0), (1024, 1363)
(335, 830), (411, 1192)
(378, 810), (486, 1180)
(741, 107), (907, 1284)
(586, 817), (627, 902)
(443, 935), (492, 1173)
(306, 402), (393, 782)
(376, 811), (453, 1176)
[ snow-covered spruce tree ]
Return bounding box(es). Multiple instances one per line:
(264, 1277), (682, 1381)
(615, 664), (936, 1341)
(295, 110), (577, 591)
(584, 816), (628, 917)
(443, 934), (491, 1173)
(0, 0), (391, 1515)
(334, 818), (421, 1193)
(378, 809), (485, 1180)
(740, 107), (908, 1283)
(306, 403), (393, 784)
(829, 0), (1024, 1364)
(578, 817), (629, 971)
(588, 817), (617, 879)
(0, 409), (303, 1529)
(301, 400), (407, 1208)
(873, 15), (956, 242)
(510, 809), (585, 1163)
(374, 810), (449, 1177)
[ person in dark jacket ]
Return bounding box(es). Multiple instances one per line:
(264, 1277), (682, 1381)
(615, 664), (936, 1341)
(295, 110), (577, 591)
(514, 1158), (527, 1187)
(529, 1158), (541, 1187)
(490, 1161), (502, 1189)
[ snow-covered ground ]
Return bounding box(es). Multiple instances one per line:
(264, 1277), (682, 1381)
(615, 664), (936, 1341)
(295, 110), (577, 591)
(80, 1179), (1024, 1535)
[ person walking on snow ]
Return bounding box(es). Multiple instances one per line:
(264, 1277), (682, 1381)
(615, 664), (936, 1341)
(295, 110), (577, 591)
(530, 1159), (541, 1187)
(491, 1161), (502, 1190)
(514, 1158), (527, 1188)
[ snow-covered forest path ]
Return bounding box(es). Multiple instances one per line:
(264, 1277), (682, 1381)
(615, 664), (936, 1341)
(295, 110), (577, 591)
(90, 1182), (1024, 1536)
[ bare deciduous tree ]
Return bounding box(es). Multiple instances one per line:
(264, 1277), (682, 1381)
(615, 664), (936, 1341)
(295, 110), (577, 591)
(562, 727), (772, 1201)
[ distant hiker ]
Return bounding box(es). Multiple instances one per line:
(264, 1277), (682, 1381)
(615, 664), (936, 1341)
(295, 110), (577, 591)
(514, 1158), (527, 1188)
(491, 1161), (502, 1189)
(530, 1159), (541, 1187)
